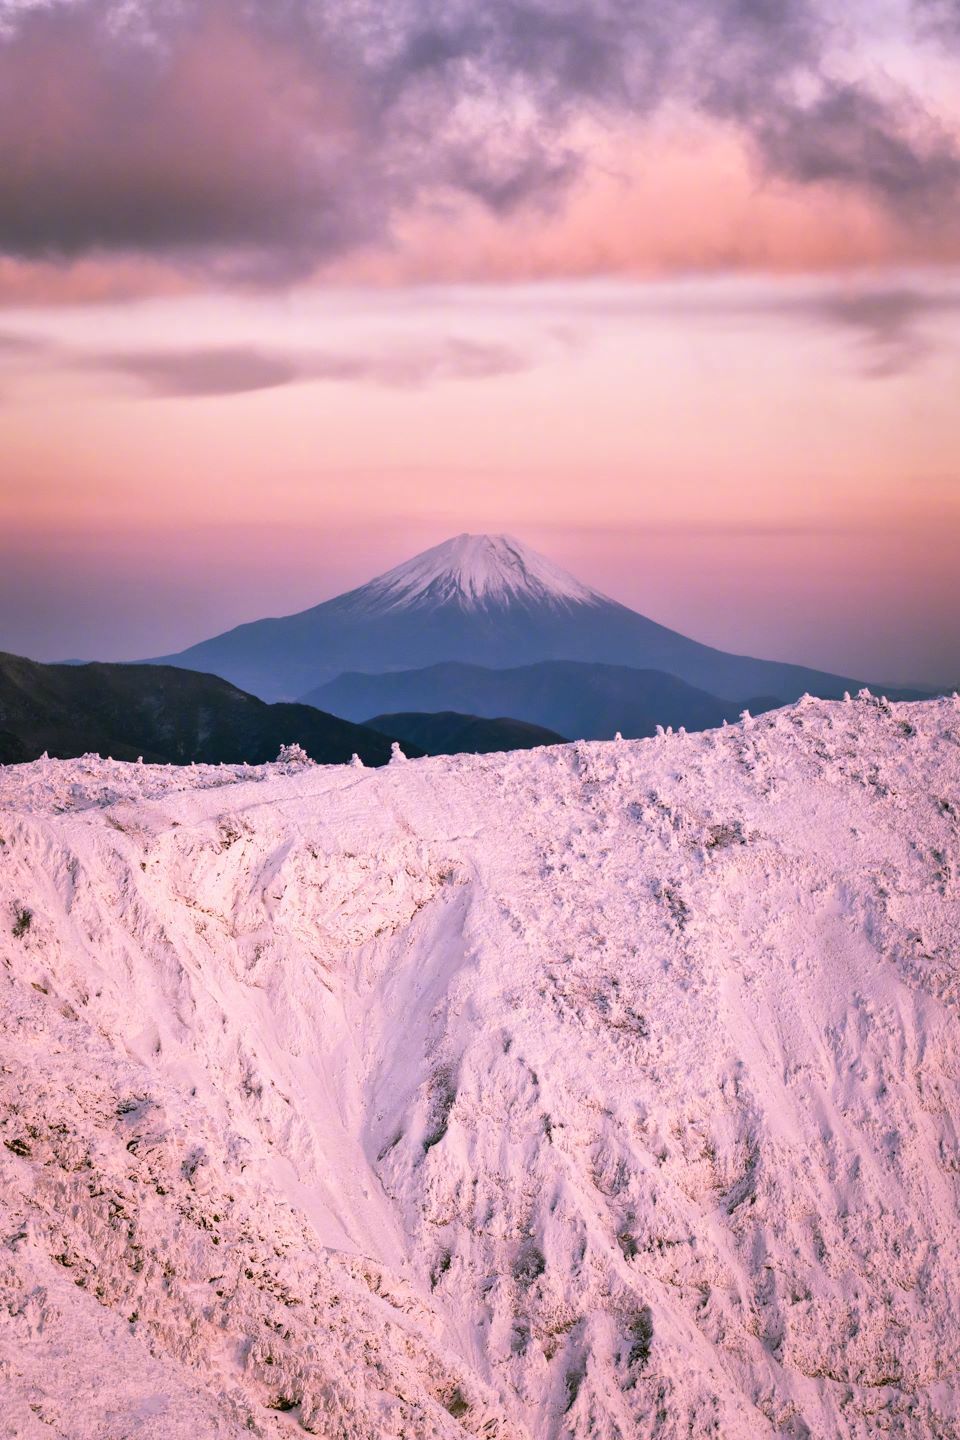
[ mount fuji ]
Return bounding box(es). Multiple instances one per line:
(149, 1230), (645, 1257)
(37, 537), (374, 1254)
(154, 533), (905, 705)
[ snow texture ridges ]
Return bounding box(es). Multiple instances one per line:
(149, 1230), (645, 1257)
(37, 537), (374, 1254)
(1, 694), (959, 1438)
(346, 533), (606, 614)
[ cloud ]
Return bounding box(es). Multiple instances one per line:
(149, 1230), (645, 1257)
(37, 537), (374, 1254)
(0, 0), (957, 287)
(0, 330), (49, 355)
(575, 274), (960, 377)
(0, 2), (382, 275)
(483, 271), (960, 376)
(812, 287), (955, 376)
(92, 348), (303, 397)
(704, 281), (960, 376)
(749, 85), (960, 217)
(85, 339), (529, 396)
(914, 0), (960, 38)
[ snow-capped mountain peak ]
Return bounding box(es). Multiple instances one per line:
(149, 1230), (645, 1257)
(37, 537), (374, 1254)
(352, 533), (607, 613)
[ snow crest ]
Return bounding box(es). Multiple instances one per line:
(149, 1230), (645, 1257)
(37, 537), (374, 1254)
(346, 533), (607, 613)
(1, 697), (959, 1438)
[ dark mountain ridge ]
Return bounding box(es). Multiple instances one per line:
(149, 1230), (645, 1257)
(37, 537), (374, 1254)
(307, 659), (779, 741)
(0, 653), (416, 767)
(366, 711), (566, 756)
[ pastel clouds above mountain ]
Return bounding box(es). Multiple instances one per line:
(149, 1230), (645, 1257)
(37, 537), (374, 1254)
(0, 0), (957, 686)
(0, 0), (958, 290)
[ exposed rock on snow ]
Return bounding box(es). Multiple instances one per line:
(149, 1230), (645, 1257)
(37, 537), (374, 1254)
(1, 697), (959, 1438)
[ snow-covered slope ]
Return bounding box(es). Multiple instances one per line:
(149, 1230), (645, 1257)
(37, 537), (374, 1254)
(152, 534), (887, 704)
(347, 534), (605, 613)
(1, 695), (959, 1438)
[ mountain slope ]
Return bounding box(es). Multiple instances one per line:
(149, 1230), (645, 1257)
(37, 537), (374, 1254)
(1, 694), (958, 1438)
(151, 533), (898, 703)
(0, 651), (416, 766)
(365, 711), (566, 755)
(308, 659), (767, 740)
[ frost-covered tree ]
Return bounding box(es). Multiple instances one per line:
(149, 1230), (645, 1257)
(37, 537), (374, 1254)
(276, 743), (315, 768)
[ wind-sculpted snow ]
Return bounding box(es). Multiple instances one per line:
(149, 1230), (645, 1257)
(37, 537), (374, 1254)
(1, 695), (959, 1438)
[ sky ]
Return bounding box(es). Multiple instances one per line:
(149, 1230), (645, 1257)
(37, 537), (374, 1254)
(0, 0), (958, 687)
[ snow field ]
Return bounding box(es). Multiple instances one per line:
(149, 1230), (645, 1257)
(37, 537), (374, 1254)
(1, 693), (959, 1438)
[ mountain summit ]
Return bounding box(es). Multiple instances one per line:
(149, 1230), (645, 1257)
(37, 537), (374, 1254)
(152, 533), (906, 704)
(350, 533), (605, 614)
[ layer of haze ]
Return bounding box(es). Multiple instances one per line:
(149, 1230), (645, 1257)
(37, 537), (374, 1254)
(2, 278), (958, 687)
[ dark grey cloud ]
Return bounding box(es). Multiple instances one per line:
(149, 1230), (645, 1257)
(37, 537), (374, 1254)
(0, 1), (384, 274)
(913, 0), (960, 37)
(697, 283), (960, 376)
(719, 282), (959, 376)
(811, 288), (955, 376)
(93, 347), (303, 396)
(0, 0), (956, 278)
(86, 338), (528, 396)
(749, 85), (960, 216)
(0, 330), (52, 355)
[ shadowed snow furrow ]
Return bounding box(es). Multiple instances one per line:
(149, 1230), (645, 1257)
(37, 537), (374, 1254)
(1, 694), (959, 1438)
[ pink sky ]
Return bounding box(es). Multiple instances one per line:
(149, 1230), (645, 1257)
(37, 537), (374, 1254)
(0, 0), (958, 686)
(1, 275), (957, 684)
